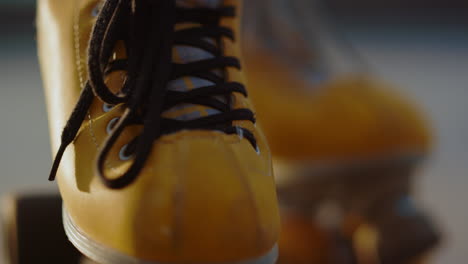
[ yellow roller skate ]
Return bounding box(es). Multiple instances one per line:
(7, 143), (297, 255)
(242, 1), (440, 263)
(37, 0), (280, 263)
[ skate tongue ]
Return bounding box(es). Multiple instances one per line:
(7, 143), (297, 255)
(176, 0), (222, 8)
(163, 0), (225, 121)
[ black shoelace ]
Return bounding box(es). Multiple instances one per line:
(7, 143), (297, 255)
(49, 0), (257, 189)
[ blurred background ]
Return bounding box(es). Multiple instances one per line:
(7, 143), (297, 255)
(0, 0), (466, 263)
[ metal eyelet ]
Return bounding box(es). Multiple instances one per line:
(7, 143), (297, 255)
(103, 103), (114, 113)
(235, 126), (244, 139)
(106, 117), (120, 134)
(255, 145), (261, 155)
(119, 144), (133, 161)
(91, 2), (102, 17)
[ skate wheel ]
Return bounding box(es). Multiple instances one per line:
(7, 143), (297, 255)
(1, 192), (82, 264)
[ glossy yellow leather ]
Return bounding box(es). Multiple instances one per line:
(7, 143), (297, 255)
(37, 0), (279, 262)
(243, 44), (432, 162)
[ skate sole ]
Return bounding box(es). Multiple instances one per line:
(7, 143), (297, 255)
(63, 207), (278, 264)
(274, 152), (425, 186)
(275, 152), (426, 210)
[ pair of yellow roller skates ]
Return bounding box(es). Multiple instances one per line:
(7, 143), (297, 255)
(2, 0), (439, 264)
